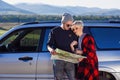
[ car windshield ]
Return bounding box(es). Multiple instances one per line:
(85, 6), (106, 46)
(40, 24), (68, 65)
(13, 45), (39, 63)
(90, 27), (120, 50)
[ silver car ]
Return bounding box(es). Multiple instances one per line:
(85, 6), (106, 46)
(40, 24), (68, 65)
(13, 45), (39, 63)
(0, 21), (120, 80)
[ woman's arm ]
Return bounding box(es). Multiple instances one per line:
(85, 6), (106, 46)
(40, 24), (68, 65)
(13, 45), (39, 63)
(70, 40), (78, 52)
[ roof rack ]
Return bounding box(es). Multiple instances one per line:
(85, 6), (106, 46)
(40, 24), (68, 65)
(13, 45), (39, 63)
(22, 21), (60, 25)
(83, 20), (108, 23)
(109, 20), (120, 23)
(22, 22), (39, 25)
(21, 20), (120, 26)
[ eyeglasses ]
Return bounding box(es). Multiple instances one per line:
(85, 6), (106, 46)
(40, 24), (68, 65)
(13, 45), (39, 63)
(71, 27), (78, 31)
(66, 24), (72, 28)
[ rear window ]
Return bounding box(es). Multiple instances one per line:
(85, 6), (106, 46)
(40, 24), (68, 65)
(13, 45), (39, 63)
(90, 27), (120, 50)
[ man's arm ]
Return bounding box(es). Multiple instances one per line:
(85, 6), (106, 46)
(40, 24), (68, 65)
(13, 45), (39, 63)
(47, 29), (57, 55)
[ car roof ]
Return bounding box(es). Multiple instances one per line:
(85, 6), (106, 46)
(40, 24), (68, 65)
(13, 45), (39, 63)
(15, 20), (120, 29)
(84, 22), (120, 27)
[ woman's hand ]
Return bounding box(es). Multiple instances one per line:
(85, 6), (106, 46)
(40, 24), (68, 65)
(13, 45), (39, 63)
(76, 49), (83, 55)
(77, 58), (84, 62)
(71, 41), (78, 46)
(70, 41), (78, 52)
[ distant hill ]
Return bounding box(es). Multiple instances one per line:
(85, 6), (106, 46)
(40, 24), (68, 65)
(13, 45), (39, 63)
(0, 0), (34, 15)
(0, 0), (120, 16)
(15, 3), (120, 16)
(15, 3), (72, 15)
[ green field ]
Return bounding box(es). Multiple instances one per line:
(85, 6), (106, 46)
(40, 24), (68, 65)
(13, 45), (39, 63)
(0, 30), (7, 35)
(0, 23), (21, 35)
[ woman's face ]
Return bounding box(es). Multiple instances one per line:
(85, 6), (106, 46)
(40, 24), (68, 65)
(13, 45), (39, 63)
(71, 25), (83, 36)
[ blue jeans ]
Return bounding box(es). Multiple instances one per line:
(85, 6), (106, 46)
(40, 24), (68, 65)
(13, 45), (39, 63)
(53, 60), (75, 80)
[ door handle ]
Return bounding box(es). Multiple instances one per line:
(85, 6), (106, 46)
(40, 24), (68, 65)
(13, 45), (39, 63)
(18, 56), (33, 61)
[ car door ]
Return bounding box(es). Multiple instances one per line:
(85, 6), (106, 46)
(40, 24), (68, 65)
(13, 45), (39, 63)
(0, 27), (42, 80)
(36, 28), (54, 80)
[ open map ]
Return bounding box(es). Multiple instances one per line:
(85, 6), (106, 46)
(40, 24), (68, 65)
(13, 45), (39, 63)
(51, 48), (86, 63)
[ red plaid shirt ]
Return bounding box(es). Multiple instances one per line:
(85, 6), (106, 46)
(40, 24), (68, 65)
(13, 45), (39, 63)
(76, 34), (99, 80)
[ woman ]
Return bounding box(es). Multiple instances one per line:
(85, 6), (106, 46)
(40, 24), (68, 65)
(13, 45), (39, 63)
(70, 20), (99, 80)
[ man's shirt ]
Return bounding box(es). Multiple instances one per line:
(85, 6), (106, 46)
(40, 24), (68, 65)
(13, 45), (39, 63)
(47, 27), (77, 53)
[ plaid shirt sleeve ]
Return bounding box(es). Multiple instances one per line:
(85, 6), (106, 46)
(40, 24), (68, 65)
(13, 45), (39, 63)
(77, 34), (99, 80)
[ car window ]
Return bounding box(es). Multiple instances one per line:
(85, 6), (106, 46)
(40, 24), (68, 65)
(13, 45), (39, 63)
(20, 29), (41, 52)
(90, 27), (120, 50)
(0, 28), (42, 53)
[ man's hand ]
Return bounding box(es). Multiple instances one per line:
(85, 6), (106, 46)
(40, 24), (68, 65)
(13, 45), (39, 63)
(47, 45), (57, 55)
(50, 49), (57, 55)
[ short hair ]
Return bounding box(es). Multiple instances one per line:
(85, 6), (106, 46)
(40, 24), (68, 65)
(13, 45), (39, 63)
(73, 20), (84, 27)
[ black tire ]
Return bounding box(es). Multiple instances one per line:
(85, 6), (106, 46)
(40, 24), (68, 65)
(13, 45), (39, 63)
(99, 71), (116, 80)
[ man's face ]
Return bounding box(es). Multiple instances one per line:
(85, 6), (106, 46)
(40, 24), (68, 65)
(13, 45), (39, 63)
(63, 21), (73, 30)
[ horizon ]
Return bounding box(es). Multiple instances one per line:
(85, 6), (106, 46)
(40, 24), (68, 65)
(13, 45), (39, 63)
(3, 0), (120, 9)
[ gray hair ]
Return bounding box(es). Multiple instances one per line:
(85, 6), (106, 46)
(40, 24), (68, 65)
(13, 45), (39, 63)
(73, 20), (84, 27)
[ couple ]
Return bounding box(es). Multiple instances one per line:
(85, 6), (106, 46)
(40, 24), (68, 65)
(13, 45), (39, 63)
(47, 13), (99, 80)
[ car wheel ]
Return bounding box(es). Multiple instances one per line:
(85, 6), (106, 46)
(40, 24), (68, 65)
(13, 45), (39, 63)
(99, 71), (116, 80)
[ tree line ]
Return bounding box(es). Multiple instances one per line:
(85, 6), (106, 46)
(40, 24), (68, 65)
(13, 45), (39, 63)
(0, 15), (120, 23)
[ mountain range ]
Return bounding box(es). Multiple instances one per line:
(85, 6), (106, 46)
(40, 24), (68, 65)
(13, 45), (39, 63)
(0, 0), (120, 15)
(0, 0), (34, 15)
(15, 3), (120, 16)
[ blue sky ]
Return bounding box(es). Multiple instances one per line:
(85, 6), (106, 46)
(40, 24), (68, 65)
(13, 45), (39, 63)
(4, 0), (120, 9)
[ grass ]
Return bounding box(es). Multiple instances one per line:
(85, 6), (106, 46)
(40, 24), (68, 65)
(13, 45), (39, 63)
(0, 23), (21, 35)
(0, 30), (7, 35)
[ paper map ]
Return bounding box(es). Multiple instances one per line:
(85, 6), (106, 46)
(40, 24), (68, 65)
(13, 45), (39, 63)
(51, 48), (86, 63)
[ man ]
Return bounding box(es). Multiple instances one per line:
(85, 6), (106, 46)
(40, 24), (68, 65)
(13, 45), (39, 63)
(47, 13), (77, 80)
